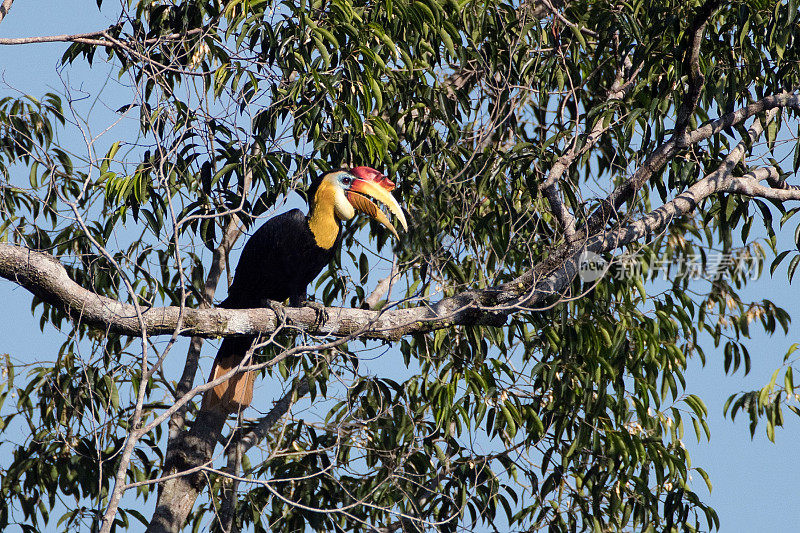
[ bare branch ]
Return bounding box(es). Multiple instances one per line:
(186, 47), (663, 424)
(218, 417), (244, 533)
(240, 378), (311, 453)
(728, 169), (800, 202)
(674, 0), (721, 148)
(0, 27), (202, 46)
(537, 0), (598, 37)
(0, 0), (14, 25)
(168, 162), (249, 439)
(363, 262), (399, 310)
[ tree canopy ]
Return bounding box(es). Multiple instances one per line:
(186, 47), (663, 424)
(1, 0), (800, 531)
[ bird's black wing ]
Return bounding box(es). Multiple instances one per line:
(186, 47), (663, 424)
(220, 209), (336, 309)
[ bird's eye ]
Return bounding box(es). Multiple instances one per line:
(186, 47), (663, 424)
(341, 176), (353, 186)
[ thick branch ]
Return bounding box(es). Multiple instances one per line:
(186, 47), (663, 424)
(727, 169), (800, 201)
(0, 243), (510, 341)
(594, 167), (781, 254)
(3, 94), (798, 344)
(597, 111), (778, 253)
(585, 91), (800, 232)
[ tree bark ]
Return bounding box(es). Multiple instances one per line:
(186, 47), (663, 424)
(0, 242), (515, 340)
(147, 410), (227, 533)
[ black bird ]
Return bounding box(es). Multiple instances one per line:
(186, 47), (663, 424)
(201, 167), (407, 413)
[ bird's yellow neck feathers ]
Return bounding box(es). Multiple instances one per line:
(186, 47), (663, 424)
(308, 179), (342, 249)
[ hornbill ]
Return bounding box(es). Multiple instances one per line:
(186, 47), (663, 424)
(201, 167), (408, 414)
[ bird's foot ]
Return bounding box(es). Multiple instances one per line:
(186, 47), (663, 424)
(265, 299), (289, 328)
(300, 299), (328, 329)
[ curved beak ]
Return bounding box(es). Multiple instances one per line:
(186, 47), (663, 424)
(346, 178), (408, 239)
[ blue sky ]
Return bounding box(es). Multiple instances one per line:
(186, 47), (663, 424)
(2, 1), (800, 532)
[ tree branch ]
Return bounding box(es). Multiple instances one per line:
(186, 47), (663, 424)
(585, 91), (800, 233)
(168, 163), (249, 437)
(0, 0), (14, 26)
(0, 243), (510, 341)
(0, 27), (202, 46)
(3, 93), (799, 347)
(363, 262), (399, 310)
(239, 378), (311, 454)
(537, 0), (597, 37)
(596, 111), (778, 253)
(540, 54), (639, 241)
(727, 168), (800, 201)
(674, 0), (721, 148)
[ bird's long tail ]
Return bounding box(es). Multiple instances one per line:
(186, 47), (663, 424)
(200, 336), (257, 414)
